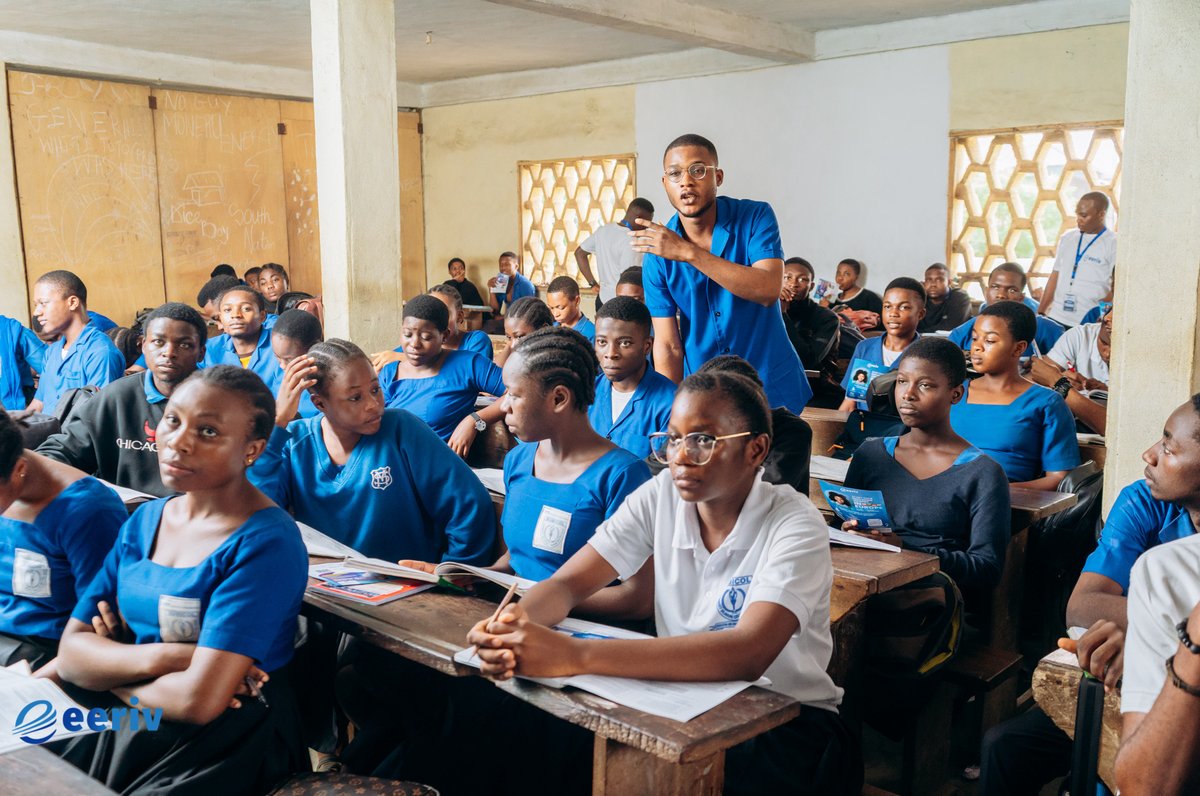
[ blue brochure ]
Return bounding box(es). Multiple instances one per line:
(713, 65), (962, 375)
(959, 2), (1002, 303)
(818, 480), (892, 531)
(844, 358), (888, 401)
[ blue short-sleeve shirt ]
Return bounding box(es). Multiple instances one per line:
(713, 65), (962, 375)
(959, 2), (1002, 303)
(379, 350), (506, 441)
(499, 274), (537, 313)
(0, 315), (46, 410)
(503, 443), (650, 581)
(394, 330), (494, 363)
(948, 314), (1065, 359)
(949, 382), (1081, 482)
(72, 499), (307, 673)
(839, 334), (918, 411)
(642, 196), (810, 412)
(588, 368), (676, 459)
(202, 325), (282, 395)
(34, 323), (126, 409)
(558, 316), (596, 344)
(1083, 480), (1195, 592)
(0, 477), (125, 639)
(86, 311), (117, 332)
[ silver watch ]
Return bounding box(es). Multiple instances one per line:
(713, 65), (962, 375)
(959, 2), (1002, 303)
(471, 411), (487, 432)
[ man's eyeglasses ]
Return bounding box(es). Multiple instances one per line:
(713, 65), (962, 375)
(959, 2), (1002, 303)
(664, 164), (717, 183)
(649, 431), (753, 466)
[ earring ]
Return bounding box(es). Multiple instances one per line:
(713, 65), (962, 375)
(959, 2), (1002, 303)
(246, 457), (255, 466)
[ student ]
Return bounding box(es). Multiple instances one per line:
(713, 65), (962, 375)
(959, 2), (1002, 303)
(949, 262), (1064, 358)
(918, 262), (971, 333)
(1029, 305), (1112, 433)
(250, 339), (495, 563)
(243, 265), (262, 293)
(495, 295), (554, 367)
(573, 198), (654, 308)
(203, 285), (283, 394)
(38, 303), (208, 497)
(0, 313), (45, 410)
(588, 297), (675, 459)
(485, 251), (537, 322)
(838, 277), (926, 412)
(0, 411), (125, 668)
(843, 337), (1010, 602)
(270, 308), (323, 423)
(196, 274), (240, 326)
(26, 270), (125, 416)
(370, 284), (494, 369)
(981, 399), (1198, 795)
(1038, 192), (1116, 327)
(210, 263), (238, 279)
(441, 257), (487, 309)
(53, 366), (308, 795)
(546, 275), (596, 343)
(780, 257), (840, 373)
(468, 368), (860, 796)
(614, 265), (645, 303)
(950, 302), (1079, 489)
(825, 258), (883, 331)
(257, 262), (290, 314)
(377, 295), (507, 454)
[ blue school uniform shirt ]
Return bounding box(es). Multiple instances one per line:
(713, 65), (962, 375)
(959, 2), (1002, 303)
(72, 499), (306, 673)
(948, 315), (1064, 359)
(1080, 305), (1106, 326)
(0, 477), (125, 640)
(86, 311), (117, 332)
(642, 196), (810, 413)
(589, 368), (676, 459)
(34, 323), (125, 410)
(378, 350), (505, 441)
(949, 381), (1080, 482)
(0, 315), (45, 410)
(1083, 480), (1194, 593)
(558, 316), (596, 344)
(839, 334), (918, 411)
(500, 273), (537, 312)
(392, 329), (494, 363)
(250, 409), (495, 564)
(502, 443), (650, 581)
(202, 324), (282, 394)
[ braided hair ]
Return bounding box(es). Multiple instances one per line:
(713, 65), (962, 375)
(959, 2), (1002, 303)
(185, 365), (275, 441)
(429, 283), (464, 313)
(307, 338), (370, 397)
(505, 296), (554, 330)
(678, 371), (773, 441)
(510, 326), (598, 410)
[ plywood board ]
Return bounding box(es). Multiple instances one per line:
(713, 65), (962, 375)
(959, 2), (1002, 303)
(398, 110), (426, 300)
(279, 100), (321, 296)
(153, 88), (288, 303)
(8, 71), (165, 326)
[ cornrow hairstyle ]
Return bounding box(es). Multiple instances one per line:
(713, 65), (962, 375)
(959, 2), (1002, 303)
(210, 264), (237, 279)
(144, 302), (207, 346)
(616, 266), (643, 288)
(678, 371), (773, 441)
(595, 296), (652, 335)
(217, 285), (266, 312)
(37, 270), (88, 306)
(511, 327), (598, 411)
(697, 354), (764, 388)
(547, 275), (580, 299)
(902, 336), (968, 386)
(197, 275), (241, 307)
(664, 133), (718, 163)
(838, 258), (863, 277)
(0, 409), (24, 480)
(429, 283), (464, 312)
(260, 262), (289, 282)
(505, 296), (554, 330)
(107, 327), (141, 369)
(307, 338), (370, 397)
(990, 261), (1028, 290)
(273, 309), (323, 350)
(885, 276), (927, 306)
(403, 294), (451, 332)
(979, 300), (1036, 346)
(186, 365), (275, 441)
(628, 197), (654, 215)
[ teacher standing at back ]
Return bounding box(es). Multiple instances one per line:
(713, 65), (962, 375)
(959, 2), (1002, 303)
(633, 134), (810, 413)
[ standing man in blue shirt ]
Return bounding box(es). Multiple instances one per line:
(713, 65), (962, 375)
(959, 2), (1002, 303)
(634, 134), (810, 412)
(26, 270), (124, 416)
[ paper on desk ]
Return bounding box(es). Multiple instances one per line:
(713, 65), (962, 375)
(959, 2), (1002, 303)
(98, 480), (155, 506)
(0, 666), (98, 755)
(1077, 432), (1106, 445)
(810, 455), (850, 482)
(299, 522), (364, 558)
(828, 528), (901, 552)
(1041, 646), (1080, 668)
(472, 468), (506, 495)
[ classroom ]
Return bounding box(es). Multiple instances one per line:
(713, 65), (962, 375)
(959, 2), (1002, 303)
(0, 1), (1198, 794)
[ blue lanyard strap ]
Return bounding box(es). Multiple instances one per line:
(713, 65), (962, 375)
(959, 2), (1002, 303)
(1071, 228), (1106, 282)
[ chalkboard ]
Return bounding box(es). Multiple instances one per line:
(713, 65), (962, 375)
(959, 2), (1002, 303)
(279, 100), (320, 296)
(8, 72), (165, 326)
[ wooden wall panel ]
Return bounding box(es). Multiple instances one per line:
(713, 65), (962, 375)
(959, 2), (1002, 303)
(279, 100), (321, 295)
(398, 110), (426, 299)
(8, 72), (164, 325)
(153, 89), (288, 303)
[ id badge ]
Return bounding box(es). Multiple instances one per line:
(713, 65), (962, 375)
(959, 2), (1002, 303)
(1062, 294), (1077, 313)
(158, 595), (202, 643)
(12, 549), (51, 598)
(532, 506), (572, 555)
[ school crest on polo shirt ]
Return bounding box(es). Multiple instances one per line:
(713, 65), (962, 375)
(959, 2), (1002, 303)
(711, 575), (752, 631)
(370, 466), (393, 491)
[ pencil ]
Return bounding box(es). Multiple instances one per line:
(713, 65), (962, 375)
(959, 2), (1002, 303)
(470, 580), (521, 662)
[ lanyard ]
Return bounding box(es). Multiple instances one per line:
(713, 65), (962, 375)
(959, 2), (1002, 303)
(1071, 228), (1106, 283)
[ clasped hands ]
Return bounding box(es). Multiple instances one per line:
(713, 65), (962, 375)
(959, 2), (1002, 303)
(465, 603), (582, 681)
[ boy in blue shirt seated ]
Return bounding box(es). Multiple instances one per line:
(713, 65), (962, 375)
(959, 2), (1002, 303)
(370, 284), (495, 371)
(949, 262), (1063, 358)
(589, 297), (675, 458)
(950, 301), (1079, 490)
(546, 275), (596, 343)
(0, 313), (45, 410)
(27, 270), (125, 416)
(202, 285), (283, 394)
(484, 251), (537, 332)
(838, 277), (926, 412)
(271, 308), (324, 423)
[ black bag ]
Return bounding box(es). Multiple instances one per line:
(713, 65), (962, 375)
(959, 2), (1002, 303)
(865, 571), (963, 677)
(52, 385), (100, 423)
(9, 411), (61, 450)
(830, 372), (905, 459)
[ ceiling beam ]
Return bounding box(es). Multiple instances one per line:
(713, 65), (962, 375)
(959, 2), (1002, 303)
(481, 0), (814, 63)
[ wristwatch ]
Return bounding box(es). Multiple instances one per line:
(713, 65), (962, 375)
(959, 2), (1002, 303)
(470, 411), (487, 432)
(1052, 377), (1072, 398)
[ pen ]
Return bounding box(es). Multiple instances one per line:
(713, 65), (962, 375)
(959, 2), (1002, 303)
(244, 675), (269, 708)
(469, 580), (521, 660)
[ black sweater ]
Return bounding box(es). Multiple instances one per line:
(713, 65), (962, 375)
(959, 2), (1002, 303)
(918, 288), (972, 333)
(784, 300), (841, 370)
(38, 372), (172, 496)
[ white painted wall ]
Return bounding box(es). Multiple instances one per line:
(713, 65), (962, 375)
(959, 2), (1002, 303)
(635, 46), (951, 292)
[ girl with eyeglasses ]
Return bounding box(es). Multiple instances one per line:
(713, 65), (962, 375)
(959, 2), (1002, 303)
(467, 368), (861, 796)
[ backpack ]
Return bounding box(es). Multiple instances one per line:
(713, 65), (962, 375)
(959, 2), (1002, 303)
(279, 291), (325, 329)
(829, 371), (905, 459)
(866, 571), (964, 677)
(52, 385), (100, 423)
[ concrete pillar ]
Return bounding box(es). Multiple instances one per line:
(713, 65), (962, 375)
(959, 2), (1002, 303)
(0, 65), (29, 323)
(310, 0), (401, 352)
(1104, 0), (1200, 508)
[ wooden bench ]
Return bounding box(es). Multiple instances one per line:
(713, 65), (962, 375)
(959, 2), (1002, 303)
(1032, 648), (1121, 793)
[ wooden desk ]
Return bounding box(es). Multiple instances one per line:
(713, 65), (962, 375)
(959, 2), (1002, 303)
(0, 746), (117, 795)
(1032, 649), (1120, 792)
(302, 583), (802, 795)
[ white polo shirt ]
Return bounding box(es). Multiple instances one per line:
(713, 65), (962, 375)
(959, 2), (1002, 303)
(1047, 228), (1117, 326)
(579, 222), (643, 302)
(1046, 322), (1109, 384)
(589, 469), (843, 711)
(1122, 533), (1200, 715)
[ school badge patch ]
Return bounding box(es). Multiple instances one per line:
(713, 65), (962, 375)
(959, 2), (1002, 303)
(370, 465), (393, 490)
